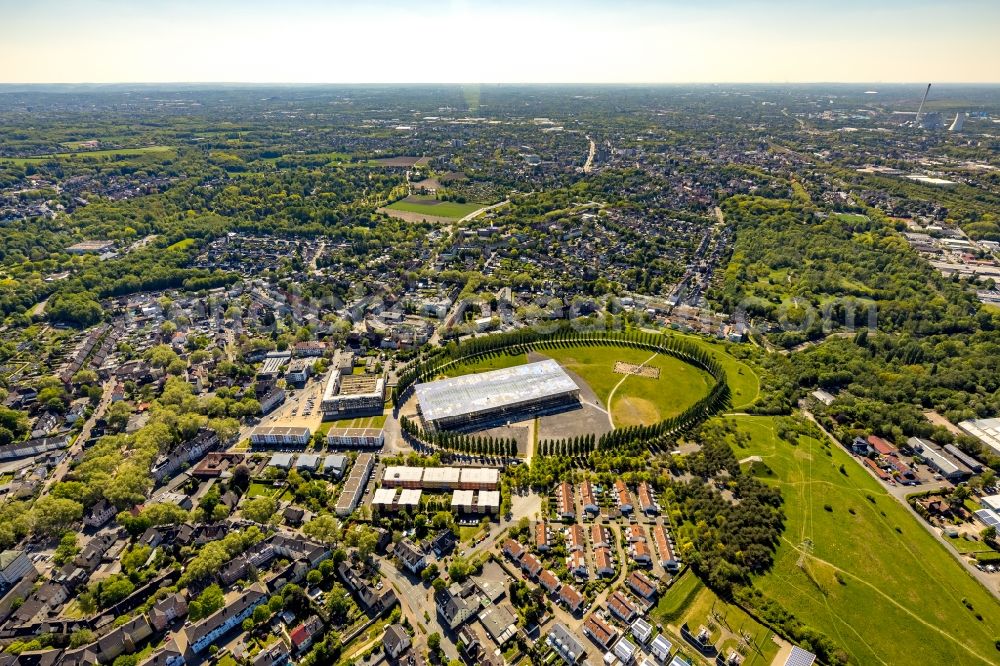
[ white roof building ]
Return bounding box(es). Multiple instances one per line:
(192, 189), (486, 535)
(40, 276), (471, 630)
(452, 489), (475, 510)
(630, 618), (653, 644)
(650, 634), (673, 662)
(478, 490), (501, 511)
(613, 637), (637, 665)
(414, 360), (579, 428)
(373, 488), (398, 509)
(981, 494), (1000, 512)
(398, 489), (422, 508)
(959, 418), (1000, 457)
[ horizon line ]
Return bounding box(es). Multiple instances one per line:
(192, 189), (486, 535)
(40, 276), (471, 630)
(3, 81), (1000, 87)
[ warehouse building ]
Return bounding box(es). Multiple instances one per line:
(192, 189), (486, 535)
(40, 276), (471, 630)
(910, 437), (972, 482)
(413, 360), (580, 431)
(944, 444), (983, 473)
(958, 418), (1000, 457)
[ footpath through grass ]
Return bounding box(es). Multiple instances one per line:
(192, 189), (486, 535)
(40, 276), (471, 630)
(730, 414), (1000, 665)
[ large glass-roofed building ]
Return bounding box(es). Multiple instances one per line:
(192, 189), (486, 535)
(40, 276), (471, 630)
(414, 359), (580, 430)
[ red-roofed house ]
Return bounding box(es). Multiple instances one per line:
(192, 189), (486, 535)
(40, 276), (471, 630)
(867, 435), (897, 457)
(595, 547), (615, 577)
(614, 480), (633, 513)
(535, 522), (550, 552)
(559, 584), (584, 613)
(637, 482), (657, 515)
(540, 569), (562, 594)
(556, 481), (575, 520)
(503, 539), (525, 561)
(290, 616), (323, 655)
(521, 553), (542, 578)
(581, 479), (599, 514)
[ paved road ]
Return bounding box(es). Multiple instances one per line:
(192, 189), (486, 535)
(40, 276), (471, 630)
(380, 561), (460, 661)
(455, 199), (510, 226)
(43, 380), (114, 494)
(583, 135), (596, 173)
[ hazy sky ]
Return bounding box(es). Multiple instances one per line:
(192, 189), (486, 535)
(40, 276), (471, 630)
(2, 0), (998, 83)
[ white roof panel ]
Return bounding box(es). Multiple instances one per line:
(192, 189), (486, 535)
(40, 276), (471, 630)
(414, 359), (578, 423)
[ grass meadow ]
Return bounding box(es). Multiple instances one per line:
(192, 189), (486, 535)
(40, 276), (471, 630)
(730, 415), (1000, 665)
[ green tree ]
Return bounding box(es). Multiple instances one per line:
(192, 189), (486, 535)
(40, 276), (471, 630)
(31, 496), (83, 536)
(241, 496), (278, 524)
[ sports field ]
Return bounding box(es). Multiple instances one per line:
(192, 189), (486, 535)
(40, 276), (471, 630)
(731, 415), (1000, 665)
(385, 196), (485, 219)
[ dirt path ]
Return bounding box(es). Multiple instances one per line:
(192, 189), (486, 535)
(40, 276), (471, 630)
(924, 410), (964, 437)
(606, 351), (658, 428)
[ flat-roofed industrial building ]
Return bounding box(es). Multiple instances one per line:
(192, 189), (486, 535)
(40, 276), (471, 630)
(959, 418), (1000, 457)
(414, 360), (580, 431)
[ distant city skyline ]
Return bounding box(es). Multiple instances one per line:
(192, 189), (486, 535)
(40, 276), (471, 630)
(1, 0), (999, 84)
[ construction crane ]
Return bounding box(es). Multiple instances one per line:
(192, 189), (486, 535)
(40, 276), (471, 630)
(914, 83), (932, 125)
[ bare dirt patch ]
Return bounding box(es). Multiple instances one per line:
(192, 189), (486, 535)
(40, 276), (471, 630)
(376, 206), (454, 224)
(411, 177), (443, 192)
(613, 361), (660, 379)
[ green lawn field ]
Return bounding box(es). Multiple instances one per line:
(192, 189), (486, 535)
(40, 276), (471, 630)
(166, 238), (196, 251)
(386, 196), (484, 219)
(661, 330), (760, 410)
(653, 570), (778, 665)
(318, 414), (387, 435)
(541, 345), (713, 427)
(2, 145), (175, 165)
(731, 414), (1000, 665)
(436, 351), (528, 379)
(246, 481), (280, 498)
